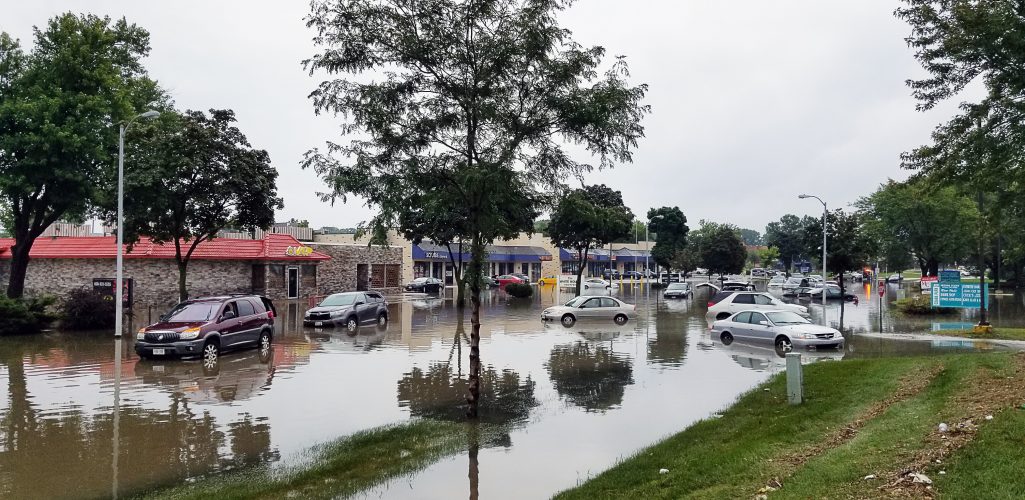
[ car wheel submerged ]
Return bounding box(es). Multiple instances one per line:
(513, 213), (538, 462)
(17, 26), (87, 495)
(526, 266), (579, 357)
(258, 330), (271, 352)
(613, 314), (628, 325)
(775, 336), (793, 354)
(720, 331), (734, 345)
(345, 316), (359, 333)
(561, 314), (576, 327)
(377, 313), (388, 327)
(202, 340), (220, 369)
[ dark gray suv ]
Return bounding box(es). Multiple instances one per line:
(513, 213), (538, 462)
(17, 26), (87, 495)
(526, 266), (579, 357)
(304, 291), (389, 332)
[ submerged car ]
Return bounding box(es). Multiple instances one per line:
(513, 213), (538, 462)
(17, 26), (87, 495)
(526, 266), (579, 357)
(304, 291), (389, 331)
(135, 295), (276, 362)
(581, 277), (611, 289)
(541, 295), (636, 327)
(706, 291), (808, 321)
(495, 274), (525, 286)
(711, 309), (845, 353)
(405, 277), (443, 293)
(806, 285), (857, 301)
(662, 282), (693, 299)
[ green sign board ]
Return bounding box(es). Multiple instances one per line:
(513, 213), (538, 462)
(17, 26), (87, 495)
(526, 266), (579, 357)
(939, 270), (961, 284)
(930, 283), (988, 309)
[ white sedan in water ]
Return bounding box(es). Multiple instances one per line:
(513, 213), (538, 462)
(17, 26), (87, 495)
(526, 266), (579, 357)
(542, 295), (636, 327)
(710, 309), (845, 353)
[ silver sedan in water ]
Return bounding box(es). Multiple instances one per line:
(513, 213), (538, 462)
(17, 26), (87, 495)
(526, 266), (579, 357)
(710, 309), (845, 353)
(541, 295), (636, 327)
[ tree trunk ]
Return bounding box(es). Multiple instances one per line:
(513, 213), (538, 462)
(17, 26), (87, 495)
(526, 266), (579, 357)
(466, 238), (485, 419)
(5, 242), (32, 299)
(448, 242), (466, 309)
(574, 247), (589, 296)
(927, 259), (939, 278)
(467, 423), (480, 500)
(177, 259), (189, 303)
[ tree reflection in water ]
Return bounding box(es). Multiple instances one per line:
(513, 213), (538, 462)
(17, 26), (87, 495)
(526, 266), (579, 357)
(546, 341), (634, 412)
(648, 314), (689, 367)
(0, 342), (279, 498)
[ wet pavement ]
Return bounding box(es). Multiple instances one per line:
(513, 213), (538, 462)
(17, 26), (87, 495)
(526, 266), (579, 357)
(0, 280), (1020, 499)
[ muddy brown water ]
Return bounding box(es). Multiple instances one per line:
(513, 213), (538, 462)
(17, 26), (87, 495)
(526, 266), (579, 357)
(0, 281), (1019, 499)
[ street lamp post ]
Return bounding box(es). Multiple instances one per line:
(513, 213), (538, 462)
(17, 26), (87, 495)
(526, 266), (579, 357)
(799, 194), (828, 310)
(115, 110), (160, 338)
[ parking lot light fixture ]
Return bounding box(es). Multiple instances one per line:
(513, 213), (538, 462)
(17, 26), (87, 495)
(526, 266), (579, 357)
(115, 110), (160, 337)
(799, 194), (828, 310)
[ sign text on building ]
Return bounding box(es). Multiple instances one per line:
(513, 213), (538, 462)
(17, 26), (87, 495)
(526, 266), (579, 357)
(285, 245), (314, 257)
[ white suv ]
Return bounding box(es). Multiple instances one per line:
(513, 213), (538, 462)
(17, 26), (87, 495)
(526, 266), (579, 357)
(706, 291), (808, 321)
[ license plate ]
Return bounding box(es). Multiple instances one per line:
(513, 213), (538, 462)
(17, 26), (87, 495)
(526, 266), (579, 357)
(152, 348), (166, 355)
(315, 321), (323, 327)
(153, 365), (165, 372)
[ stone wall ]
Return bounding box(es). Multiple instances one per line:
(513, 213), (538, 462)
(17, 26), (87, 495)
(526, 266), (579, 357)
(310, 243), (404, 295)
(0, 258), (253, 308)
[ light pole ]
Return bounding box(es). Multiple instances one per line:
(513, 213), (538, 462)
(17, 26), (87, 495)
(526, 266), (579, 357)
(115, 110), (160, 337)
(799, 194), (828, 310)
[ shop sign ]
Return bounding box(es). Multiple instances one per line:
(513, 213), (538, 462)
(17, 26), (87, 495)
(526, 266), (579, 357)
(930, 283), (988, 308)
(539, 255), (552, 261)
(939, 269), (961, 283)
(285, 245), (314, 257)
(93, 278), (133, 307)
(425, 251), (448, 259)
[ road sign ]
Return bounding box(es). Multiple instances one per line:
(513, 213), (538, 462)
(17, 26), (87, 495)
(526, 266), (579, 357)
(939, 270), (961, 284)
(921, 276), (938, 294)
(930, 282), (988, 309)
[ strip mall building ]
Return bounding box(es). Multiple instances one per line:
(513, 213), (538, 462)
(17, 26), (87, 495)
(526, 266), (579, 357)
(0, 234), (404, 306)
(314, 230), (656, 285)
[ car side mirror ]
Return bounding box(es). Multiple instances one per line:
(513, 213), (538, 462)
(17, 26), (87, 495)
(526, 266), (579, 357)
(354, 301), (364, 307)
(759, 320), (770, 326)
(221, 310), (236, 321)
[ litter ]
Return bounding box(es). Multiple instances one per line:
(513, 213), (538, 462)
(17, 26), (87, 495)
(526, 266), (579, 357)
(658, 468), (669, 475)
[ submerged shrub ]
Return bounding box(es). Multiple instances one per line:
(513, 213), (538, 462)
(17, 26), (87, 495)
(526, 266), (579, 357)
(895, 295), (956, 315)
(0, 295), (57, 335)
(62, 288), (116, 330)
(504, 282), (534, 298)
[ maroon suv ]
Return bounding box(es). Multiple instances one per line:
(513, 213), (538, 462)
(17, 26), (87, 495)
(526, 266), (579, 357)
(135, 295), (276, 363)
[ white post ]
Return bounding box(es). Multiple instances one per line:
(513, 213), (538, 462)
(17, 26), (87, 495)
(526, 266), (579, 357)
(822, 201), (827, 309)
(115, 125), (126, 338)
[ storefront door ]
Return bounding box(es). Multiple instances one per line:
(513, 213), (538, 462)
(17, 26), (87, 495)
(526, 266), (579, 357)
(287, 267), (299, 299)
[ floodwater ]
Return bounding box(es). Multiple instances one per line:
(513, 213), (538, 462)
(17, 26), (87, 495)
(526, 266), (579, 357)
(0, 280), (1018, 499)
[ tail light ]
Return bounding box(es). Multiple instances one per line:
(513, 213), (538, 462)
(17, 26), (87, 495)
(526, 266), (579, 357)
(267, 310), (275, 319)
(707, 300), (715, 307)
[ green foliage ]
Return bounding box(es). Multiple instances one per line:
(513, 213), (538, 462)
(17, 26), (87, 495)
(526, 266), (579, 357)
(802, 209), (873, 278)
(764, 214), (810, 274)
(104, 109), (282, 301)
(0, 295), (56, 335)
(857, 179), (979, 275)
(738, 228), (762, 246)
(895, 295), (956, 315)
(646, 207), (689, 271)
(758, 246), (781, 269)
(549, 185), (633, 294)
(670, 245), (700, 275)
(534, 219), (550, 237)
(503, 282), (534, 298)
(0, 13), (158, 298)
(61, 289), (116, 330)
(690, 221), (746, 276)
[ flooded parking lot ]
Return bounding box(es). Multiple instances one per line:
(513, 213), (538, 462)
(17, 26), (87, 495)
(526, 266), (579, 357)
(0, 281), (1018, 499)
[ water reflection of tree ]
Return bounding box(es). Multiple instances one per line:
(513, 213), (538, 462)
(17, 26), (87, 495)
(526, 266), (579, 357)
(648, 314), (688, 367)
(545, 341), (634, 412)
(397, 363), (538, 425)
(0, 345), (278, 498)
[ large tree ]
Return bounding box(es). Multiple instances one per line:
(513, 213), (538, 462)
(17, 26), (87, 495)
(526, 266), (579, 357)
(304, 0), (648, 418)
(856, 179), (979, 276)
(108, 109), (282, 301)
(738, 228), (762, 246)
(549, 184), (633, 295)
(646, 206), (689, 274)
(803, 209), (873, 292)
(0, 14), (157, 298)
(690, 221), (746, 278)
(764, 214), (808, 275)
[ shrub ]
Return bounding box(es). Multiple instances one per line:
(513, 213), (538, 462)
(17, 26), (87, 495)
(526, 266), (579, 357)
(62, 289), (116, 330)
(504, 282), (534, 298)
(0, 295), (57, 335)
(650, 282), (667, 289)
(895, 295), (956, 315)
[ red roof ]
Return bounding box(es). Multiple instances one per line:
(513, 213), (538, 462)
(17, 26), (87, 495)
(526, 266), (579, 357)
(0, 233), (330, 262)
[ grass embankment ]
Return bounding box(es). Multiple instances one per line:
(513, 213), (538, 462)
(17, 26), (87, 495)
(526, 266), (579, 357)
(557, 353), (1025, 499)
(142, 420), (466, 500)
(933, 328), (1025, 342)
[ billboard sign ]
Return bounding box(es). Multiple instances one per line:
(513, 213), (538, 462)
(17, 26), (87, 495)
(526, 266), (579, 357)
(939, 269), (961, 284)
(93, 278), (133, 308)
(930, 282), (988, 309)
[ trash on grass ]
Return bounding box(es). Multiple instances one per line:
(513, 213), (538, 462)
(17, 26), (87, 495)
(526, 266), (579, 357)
(938, 423), (949, 433)
(863, 474), (876, 480)
(658, 468), (669, 475)
(910, 473), (933, 485)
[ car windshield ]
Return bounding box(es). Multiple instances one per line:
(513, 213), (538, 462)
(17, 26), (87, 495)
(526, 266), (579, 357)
(320, 294), (358, 307)
(164, 302), (218, 322)
(667, 283), (688, 290)
(564, 297), (587, 307)
(766, 311), (810, 325)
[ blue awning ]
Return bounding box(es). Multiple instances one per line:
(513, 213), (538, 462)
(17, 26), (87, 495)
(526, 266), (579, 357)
(559, 247), (650, 262)
(413, 242), (551, 262)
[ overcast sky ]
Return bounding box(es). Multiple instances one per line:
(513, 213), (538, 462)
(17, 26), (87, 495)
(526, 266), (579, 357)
(4, 1), (973, 234)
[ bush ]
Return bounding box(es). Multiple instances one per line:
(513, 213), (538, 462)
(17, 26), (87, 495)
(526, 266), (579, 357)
(0, 295), (57, 335)
(651, 282), (667, 289)
(62, 289), (116, 330)
(504, 282), (534, 298)
(895, 295), (956, 315)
